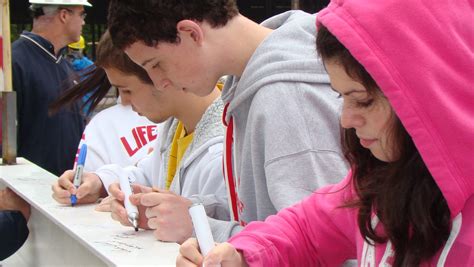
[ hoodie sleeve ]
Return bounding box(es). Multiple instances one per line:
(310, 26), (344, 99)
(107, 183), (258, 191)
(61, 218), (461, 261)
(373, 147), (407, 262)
(94, 156), (153, 195)
(250, 81), (348, 208)
(229, 175), (357, 266)
(186, 143), (230, 221)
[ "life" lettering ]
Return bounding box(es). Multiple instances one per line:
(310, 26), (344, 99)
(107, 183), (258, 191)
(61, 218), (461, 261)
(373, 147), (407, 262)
(120, 125), (158, 156)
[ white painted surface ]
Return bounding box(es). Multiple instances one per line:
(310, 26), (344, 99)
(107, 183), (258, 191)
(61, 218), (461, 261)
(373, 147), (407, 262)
(0, 158), (179, 266)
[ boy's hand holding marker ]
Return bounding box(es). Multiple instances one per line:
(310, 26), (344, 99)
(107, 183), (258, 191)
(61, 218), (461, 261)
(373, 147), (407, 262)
(109, 183), (194, 243)
(70, 144), (87, 206)
(51, 145), (106, 206)
(118, 174), (140, 231)
(108, 182), (150, 230)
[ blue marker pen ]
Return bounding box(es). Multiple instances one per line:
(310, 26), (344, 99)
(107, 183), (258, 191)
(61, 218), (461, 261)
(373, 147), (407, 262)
(71, 143), (87, 206)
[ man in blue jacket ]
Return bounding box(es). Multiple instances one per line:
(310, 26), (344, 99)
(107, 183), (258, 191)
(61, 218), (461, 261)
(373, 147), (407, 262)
(12, 0), (92, 176)
(0, 188), (30, 260)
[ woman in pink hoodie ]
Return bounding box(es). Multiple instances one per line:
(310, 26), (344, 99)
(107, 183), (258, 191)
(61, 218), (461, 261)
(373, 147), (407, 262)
(177, 0), (473, 266)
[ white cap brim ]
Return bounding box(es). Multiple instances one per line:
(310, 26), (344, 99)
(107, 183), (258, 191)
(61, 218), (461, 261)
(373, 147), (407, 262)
(29, 1), (93, 7)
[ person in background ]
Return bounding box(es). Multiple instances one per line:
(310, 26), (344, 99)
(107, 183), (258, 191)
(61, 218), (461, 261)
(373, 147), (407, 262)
(177, 0), (473, 266)
(0, 188), (30, 260)
(51, 32), (228, 242)
(66, 35), (93, 72)
(107, 0), (348, 243)
(66, 35), (95, 116)
(12, 0), (91, 176)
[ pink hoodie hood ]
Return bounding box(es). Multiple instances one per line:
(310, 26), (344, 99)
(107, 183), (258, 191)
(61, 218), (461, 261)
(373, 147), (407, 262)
(317, 0), (474, 216)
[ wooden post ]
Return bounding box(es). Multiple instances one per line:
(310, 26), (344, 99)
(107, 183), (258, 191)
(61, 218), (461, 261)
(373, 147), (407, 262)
(1, 0), (17, 164)
(291, 0), (300, 10)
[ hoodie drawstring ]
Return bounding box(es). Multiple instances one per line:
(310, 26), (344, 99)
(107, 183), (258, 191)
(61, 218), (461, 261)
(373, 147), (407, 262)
(223, 103), (240, 222)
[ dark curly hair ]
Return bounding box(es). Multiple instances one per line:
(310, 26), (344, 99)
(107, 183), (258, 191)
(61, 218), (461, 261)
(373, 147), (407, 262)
(316, 25), (451, 266)
(108, 0), (239, 49)
(49, 31), (152, 115)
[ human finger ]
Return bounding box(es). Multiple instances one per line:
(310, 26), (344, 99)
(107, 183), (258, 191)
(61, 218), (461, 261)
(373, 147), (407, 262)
(178, 238), (203, 266)
(109, 182), (125, 201)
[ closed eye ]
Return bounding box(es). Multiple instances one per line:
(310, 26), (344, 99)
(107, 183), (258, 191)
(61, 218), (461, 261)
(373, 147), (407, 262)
(356, 98), (374, 108)
(117, 88), (131, 95)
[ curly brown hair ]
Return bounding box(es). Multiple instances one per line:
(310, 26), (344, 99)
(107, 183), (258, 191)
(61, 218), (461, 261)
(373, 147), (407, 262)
(316, 25), (451, 266)
(107, 0), (239, 49)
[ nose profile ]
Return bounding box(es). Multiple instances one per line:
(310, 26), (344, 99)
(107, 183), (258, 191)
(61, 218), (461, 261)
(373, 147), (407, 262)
(340, 106), (364, 129)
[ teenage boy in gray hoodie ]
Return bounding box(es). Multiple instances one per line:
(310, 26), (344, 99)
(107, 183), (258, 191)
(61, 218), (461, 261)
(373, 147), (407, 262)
(107, 0), (349, 242)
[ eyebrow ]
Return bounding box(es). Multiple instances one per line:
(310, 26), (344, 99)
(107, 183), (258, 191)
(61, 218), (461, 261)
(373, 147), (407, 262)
(330, 86), (366, 96)
(111, 83), (126, 88)
(344, 89), (366, 96)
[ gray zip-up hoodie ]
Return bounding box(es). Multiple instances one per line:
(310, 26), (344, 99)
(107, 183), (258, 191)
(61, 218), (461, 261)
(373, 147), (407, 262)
(96, 98), (229, 220)
(210, 11), (349, 241)
(155, 99), (228, 219)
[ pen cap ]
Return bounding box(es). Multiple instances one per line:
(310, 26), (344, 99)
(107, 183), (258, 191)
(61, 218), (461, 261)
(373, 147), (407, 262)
(77, 144), (88, 166)
(72, 144), (87, 188)
(189, 203), (215, 256)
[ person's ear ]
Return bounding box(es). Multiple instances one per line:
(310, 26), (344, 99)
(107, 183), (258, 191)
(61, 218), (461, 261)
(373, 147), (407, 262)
(176, 20), (204, 45)
(58, 8), (69, 23)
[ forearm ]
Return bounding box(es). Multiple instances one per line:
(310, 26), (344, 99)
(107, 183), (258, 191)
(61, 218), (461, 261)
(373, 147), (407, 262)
(94, 164), (128, 195)
(229, 181), (357, 266)
(0, 190), (30, 220)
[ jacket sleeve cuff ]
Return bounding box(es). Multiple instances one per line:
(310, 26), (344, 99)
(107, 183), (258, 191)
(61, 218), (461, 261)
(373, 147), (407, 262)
(94, 164), (126, 195)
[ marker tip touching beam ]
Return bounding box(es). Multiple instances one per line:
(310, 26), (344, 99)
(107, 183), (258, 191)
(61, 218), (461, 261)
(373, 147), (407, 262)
(71, 143), (87, 207)
(119, 174), (139, 231)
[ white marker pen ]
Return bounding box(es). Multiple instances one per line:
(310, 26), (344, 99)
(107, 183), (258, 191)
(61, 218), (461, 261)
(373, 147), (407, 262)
(119, 174), (139, 231)
(189, 203), (215, 256)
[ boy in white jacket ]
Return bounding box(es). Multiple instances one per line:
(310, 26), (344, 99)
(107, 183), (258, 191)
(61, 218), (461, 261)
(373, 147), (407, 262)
(52, 32), (228, 243)
(77, 97), (158, 173)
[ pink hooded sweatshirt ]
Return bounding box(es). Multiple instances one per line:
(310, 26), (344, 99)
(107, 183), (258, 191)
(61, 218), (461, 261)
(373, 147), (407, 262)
(229, 0), (473, 265)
